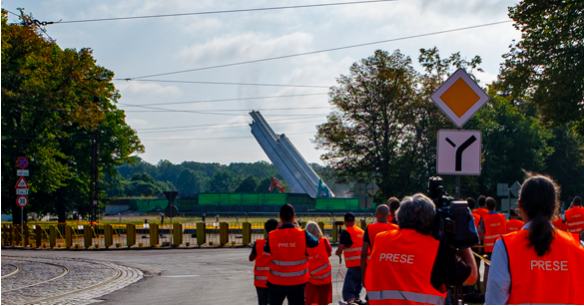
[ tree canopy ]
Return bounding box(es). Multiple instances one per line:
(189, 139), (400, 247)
(1, 10), (143, 221)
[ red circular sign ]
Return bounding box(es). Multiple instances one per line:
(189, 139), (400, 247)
(17, 156), (29, 169)
(16, 195), (28, 208)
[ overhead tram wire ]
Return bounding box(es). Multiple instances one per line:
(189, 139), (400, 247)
(118, 103), (331, 117)
(50, 0), (400, 24)
(117, 93), (329, 107)
(124, 21), (513, 80)
(115, 79), (332, 88)
(141, 131), (316, 142)
(124, 106), (333, 113)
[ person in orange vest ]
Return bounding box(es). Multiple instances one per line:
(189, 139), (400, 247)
(506, 209), (524, 233)
(478, 197), (506, 292)
(360, 204), (398, 285)
(364, 194), (478, 305)
(265, 204), (320, 305)
(565, 196), (583, 234)
(552, 215), (567, 231)
(304, 221), (333, 305)
(467, 197), (483, 293)
(249, 218), (279, 305)
(387, 197), (401, 225)
(473, 195), (489, 220)
(485, 175), (584, 304)
(335, 212), (365, 305)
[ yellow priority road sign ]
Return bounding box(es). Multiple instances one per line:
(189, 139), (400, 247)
(430, 68), (489, 128)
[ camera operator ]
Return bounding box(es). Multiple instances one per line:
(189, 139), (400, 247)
(364, 194), (477, 305)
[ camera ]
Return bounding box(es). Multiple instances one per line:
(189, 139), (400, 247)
(428, 176), (479, 249)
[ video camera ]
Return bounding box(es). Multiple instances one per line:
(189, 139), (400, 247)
(428, 176), (478, 249)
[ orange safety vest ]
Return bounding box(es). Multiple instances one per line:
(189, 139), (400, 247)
(254, 239), (270, 288)
(473, 208), (489, 220)
(364, 229), (447, 305)
(506, 219), (524, 234)
(307, 237), (332, 285)
(267, 227), (309, 286)
(566, 206), (584, 234)
(367, 222), (399, 253)
(553, 217), (567, 231)
(502, 229), (584, 305)
(472, 213), (481, 232)
(343, 226), (364, 268)
(483, 213), (507, 252)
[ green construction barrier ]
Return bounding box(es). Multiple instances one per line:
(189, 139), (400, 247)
(177, 198), (197, 211)
(315, 198), (360, 211)
(198, 193), (287, 206)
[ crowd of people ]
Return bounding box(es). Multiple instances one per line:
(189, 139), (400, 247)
(249, 174), (584, 305)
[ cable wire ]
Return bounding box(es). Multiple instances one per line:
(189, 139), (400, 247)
(141, 131), (315, 141)
(51, 0), (400, 24)
(125, 20), (512, 80)
(117, 93), (328, 107)
(116, 79), (331, 88)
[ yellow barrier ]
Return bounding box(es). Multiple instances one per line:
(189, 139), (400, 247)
(197, 222), (205, 246)
(242, 222), (251, 245)
(34, 225), (42, 248)
(104, 224), (113, 248)
(219, 222), (228, 246)
(318, 222), (325, 235)
(150, 224), (159, 247)
(50, 225), (56, 248)
(360, 220), (367, 230)
(127, 224), (136, 247)
(65, 225), (73, 249)
(14, 225), (22, 246)
(84, 226), (92, 249)
(173, 223), (182, 247)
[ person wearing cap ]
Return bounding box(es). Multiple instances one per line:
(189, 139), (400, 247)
(336, 212), (365, 305)
(264, 204), (319, 305)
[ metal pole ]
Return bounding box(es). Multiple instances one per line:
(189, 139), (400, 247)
(21, 207), (23, 246)
(456, 175), (461, 199)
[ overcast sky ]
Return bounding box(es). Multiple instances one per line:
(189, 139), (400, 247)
(3, 0), (522, 166)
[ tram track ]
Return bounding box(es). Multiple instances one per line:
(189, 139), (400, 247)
(1, 258), (70, 293)
(1, 264), (22, 279)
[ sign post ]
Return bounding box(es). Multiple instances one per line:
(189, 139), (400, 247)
(430, 68), (489, 198)
(16, 157), (30, 245)
(164, 191), (179, 245)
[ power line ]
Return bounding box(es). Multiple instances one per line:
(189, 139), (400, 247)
(125, 20), (513, 80)
(124, 106), (332, 113)
(51, 0), (400, 24)
(137, 117), (326, 134)
(116, 79), (331, 88)
(120, 103), (331, 117)
(141, 131), (315, 141)
(117, 93), (328, 107)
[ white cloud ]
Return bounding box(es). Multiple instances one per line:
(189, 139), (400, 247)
(116, 81), (182, 99)
(177, 32), (314, 66)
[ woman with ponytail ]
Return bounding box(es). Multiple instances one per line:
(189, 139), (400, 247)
(485, 175), (584, 304)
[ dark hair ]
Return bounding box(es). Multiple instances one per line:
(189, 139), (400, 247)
(574, 196), (582, 206)
(265, 218), (278, 233)
(509, 208), (519, 218)
(344, 212), (355, 222)
(486, 197), (496, 211)
(477, 195), (486, 207)
(387, 197), (400, 212)
(397, 194), (436, 235)
(466, 197), (476, 209)
(519, 174), (560, 256)
(280, 203), (295, 222)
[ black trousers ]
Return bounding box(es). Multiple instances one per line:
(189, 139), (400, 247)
(256, 287), (269, 305)
(268, 287), (305, 305)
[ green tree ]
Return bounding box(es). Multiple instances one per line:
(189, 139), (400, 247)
(235, 175), (259, 193)
(1, 10), (143, 222)
(176, 169), (204, 194)
(501, 0), (584, 135)
(209, 171), (235, 193)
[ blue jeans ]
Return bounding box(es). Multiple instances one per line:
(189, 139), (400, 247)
(342, 267), (362, 301)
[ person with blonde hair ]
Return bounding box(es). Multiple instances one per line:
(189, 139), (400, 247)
(305, 221), (333, 305)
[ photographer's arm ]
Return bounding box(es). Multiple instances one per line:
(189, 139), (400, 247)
(459, 248), (478, 285)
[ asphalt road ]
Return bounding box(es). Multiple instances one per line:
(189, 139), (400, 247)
(1, 248), (348, 305)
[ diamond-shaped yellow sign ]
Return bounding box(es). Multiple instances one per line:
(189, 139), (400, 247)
(430, 69), (489, 128)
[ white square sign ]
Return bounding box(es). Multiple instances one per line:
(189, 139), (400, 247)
(437, 130), (482, 175)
